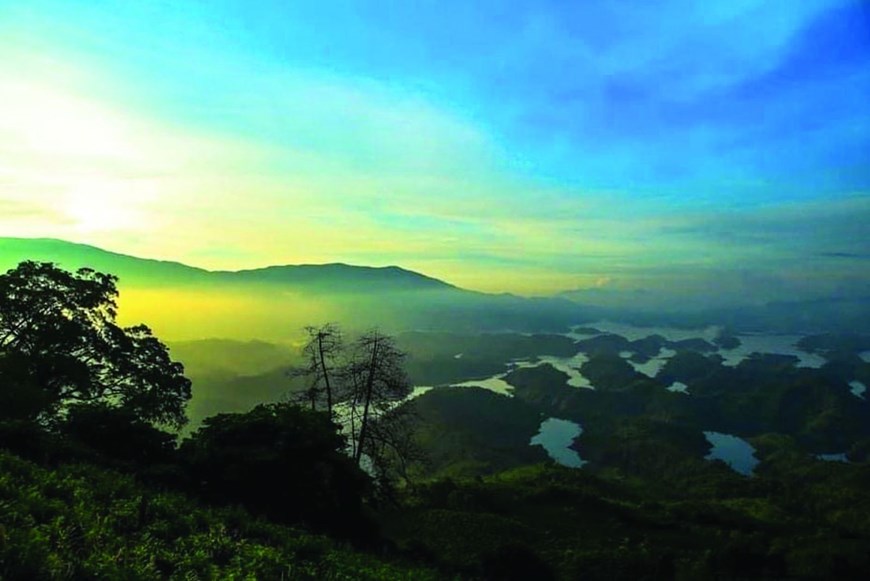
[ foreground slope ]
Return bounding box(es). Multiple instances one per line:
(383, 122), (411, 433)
(0, 451), (441, 580)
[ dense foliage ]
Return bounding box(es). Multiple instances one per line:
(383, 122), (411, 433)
(385, 455), (870, 580)
(0, 261), (191, 427)
(0, 451), (441, 580)
(181, 404), (372, 540)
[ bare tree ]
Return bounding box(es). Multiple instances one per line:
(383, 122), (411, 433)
(290, 324), (424, 491)
(341, 330), (413, 465)
(289, 323), (342, 414)
(362, 404), (426, 497)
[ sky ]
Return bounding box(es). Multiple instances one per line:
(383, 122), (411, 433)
(0, 0), (868, 303)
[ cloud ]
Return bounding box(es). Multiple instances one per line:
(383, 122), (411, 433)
(1, 0), (867, 303)
(818, 252), (870, 259)
(0, 199), (69, 222)
(656, 195), (870, 257)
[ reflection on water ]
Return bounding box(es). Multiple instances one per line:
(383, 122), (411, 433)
(703, 431), (760, 476)
(530, 418), (586, 468)
(850, 380), (867, 399)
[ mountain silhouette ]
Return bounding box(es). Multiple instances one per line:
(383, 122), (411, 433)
(0, 237), (585, 337)
(0, 237), (452, 292)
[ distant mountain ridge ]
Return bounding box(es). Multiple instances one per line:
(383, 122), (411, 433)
(0, 237), (585, 337)
(2, 237), (865, 335)
(0, 237), (454, 292)
(219, 263), (456, 292)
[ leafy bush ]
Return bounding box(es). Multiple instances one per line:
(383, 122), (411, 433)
(0, 451), (441, 580)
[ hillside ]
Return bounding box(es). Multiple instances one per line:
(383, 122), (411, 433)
(0, 237), (213, 287)
(0, 451), (442, 580)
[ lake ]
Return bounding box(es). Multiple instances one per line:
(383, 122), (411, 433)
(530, 417), (586, 468)
(703, 431), (760, 476)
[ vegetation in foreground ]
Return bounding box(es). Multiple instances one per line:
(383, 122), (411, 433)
(0, 450), (440, 580)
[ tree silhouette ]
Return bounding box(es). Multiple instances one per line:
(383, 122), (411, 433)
(0, 261), (191, 427)
(180, 403), (371, 539)
(290, 323), (342, 414)
(342, 330), (413, 465)
(290, 324), (423, 491)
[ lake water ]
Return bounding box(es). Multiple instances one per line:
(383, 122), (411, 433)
(569, 321), (826, 370)
(414, 323), (835, 407)
(530, 417), (586, 468)
(703, 431), (760, 476)
(716, 333), (826, 368)
(667, 381), (689, 394)
(628, 347), (677, 378)
(817, 452), (849, 463)
(454, 373), (515, 396)
(513, 353), (594, 389)
(571, 321), (721, 342)
(850, 380), (867, 399)
(409, 385), (434, 399)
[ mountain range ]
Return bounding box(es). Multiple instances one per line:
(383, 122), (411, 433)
(0, 237), (452, 291)
(3, 237), (866, 338)
(0, 237), (585, 339)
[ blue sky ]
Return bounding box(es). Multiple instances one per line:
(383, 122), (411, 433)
(0, 0), (868, 302)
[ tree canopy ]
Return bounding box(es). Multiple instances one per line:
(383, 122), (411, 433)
(0, 261), (191, 427)
(181, 403), (371, 538)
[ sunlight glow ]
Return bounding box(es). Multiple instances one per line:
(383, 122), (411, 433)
(64, 185), (138, 233)
(0, 80), (135, 160)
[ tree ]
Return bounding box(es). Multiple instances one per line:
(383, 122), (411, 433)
(61, 402), (177, 467)
(180, 403), (371, 539)
(359, 403), (425, 496)
(0, 261), (191, 428)
(289, 323), (342, 414)
(289, 325), (424, 492)
(342, 330), (414, 466)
